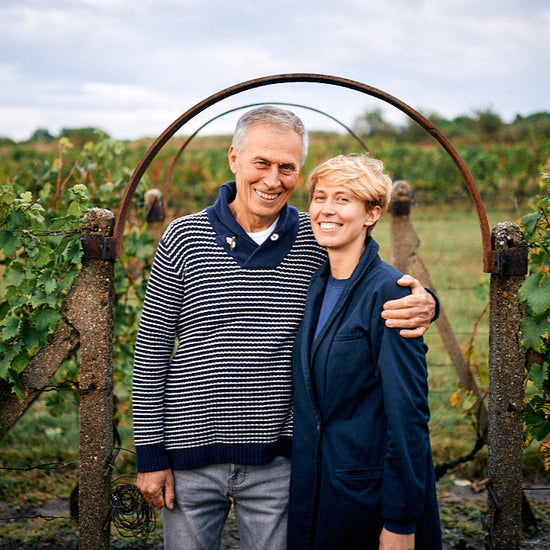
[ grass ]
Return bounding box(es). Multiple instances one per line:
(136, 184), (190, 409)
(1, 198), (549, 548)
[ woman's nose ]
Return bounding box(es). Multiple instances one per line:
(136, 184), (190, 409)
(321, 200), (336, 214)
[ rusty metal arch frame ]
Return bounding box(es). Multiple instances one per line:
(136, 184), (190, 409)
(162, 101), (375, 216)
(109, 73), (493, 272)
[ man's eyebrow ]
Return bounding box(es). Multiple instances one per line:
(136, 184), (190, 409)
(251, 156), (297, 168)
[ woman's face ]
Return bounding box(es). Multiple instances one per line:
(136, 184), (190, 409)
(309, 177), (381, 254)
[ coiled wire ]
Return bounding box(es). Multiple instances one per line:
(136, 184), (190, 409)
(110, 479), (156, 538)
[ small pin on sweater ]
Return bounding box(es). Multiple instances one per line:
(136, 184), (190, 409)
(226, 236), (236, 251)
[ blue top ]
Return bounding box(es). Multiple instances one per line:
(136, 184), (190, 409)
(314, 274), (348, 340)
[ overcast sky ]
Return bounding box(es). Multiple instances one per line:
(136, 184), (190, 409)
(1, 0), (548, 141)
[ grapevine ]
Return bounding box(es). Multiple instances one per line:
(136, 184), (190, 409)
(519, 169), (550, 467)
(0, 134), (153, 410)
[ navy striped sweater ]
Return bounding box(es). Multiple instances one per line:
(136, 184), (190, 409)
(132, 182), (327, 472)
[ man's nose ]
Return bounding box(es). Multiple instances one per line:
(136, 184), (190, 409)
(264, 165), (280, 187)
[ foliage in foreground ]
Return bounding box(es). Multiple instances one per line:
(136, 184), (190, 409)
(0, 134), (153, 407)
(520, 169), (550, 466)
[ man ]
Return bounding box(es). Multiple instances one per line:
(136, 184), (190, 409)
(132, 106), (436, 550)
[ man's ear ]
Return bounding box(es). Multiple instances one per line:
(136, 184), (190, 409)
(228, 146), (238, 175)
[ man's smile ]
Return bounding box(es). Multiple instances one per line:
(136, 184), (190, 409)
(255, 189), (280, 201)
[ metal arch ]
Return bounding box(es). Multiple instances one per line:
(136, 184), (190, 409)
(161, 101), (375, 216)
(111, 73), (493, 272)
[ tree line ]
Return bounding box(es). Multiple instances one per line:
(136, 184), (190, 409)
(352, 109), (550, 144)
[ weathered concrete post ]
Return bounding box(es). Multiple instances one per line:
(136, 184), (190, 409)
(0, 322), (79, 440)
(390, 181), (488, 433)
(144, 188), (165, 246)
(389, 181), (420, 273)
(64, 208), (115, 549)
(487, 222), (528, 549)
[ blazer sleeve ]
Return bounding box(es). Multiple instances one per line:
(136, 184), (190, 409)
(374, 284), (432, 524)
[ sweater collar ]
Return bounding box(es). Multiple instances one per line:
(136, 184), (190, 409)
(206, 181), (300, 268)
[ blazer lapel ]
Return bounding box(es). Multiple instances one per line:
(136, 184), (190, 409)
(297, 238), (381, 420)
(310, 238), (381, 359)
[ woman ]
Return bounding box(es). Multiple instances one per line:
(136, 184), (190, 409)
(288, 155), (441, 549)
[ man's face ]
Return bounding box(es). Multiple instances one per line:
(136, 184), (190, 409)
(228, 124), (303, 232)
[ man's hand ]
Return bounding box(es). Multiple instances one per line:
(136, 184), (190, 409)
(137, 468), (175, 510)
(381, 275), (436, 338)
(379, 527), (415, 549)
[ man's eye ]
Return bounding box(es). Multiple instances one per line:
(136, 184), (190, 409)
(279, 166), (295, 175)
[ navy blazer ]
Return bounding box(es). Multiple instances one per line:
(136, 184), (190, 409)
(288, 238), (441, 550)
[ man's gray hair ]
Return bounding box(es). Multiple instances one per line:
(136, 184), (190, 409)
(232, 105), (309, 167)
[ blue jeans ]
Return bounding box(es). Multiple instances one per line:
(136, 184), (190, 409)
(162, 457), (291, 550)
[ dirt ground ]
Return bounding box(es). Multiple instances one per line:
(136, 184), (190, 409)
(1, 479), (549, 549)
(217, 478), (550, 550)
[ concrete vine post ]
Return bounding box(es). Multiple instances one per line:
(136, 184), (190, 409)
(390, 181), (489, 434)
(64, 208), (116, 549)
(487, 222), (528, 549)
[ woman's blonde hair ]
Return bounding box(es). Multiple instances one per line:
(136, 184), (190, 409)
(307, 154), (392, 212)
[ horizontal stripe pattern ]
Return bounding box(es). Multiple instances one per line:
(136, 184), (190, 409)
(132, 209), (326, 471)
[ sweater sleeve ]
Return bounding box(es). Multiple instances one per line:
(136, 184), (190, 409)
(131, 235), (185, 472)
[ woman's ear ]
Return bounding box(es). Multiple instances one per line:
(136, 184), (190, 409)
(364, 206), (382, 227)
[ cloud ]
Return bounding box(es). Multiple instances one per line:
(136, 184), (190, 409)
(0, 0), (548, 140)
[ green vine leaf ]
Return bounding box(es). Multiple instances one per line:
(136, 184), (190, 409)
(524, 396), (550, 441)
(522, 211), (542, 235)
(33, 308), (62, 332)
(5, 265), (25, 288)
(0, 231), (22, 257)
(20, 323), (42, 352)
(519, 272), (550, 316)
(520, 316), (549, 353)
(11, 351), (30, 375)
(528, 362), (549, 391)
(2, 317), (21, 340)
